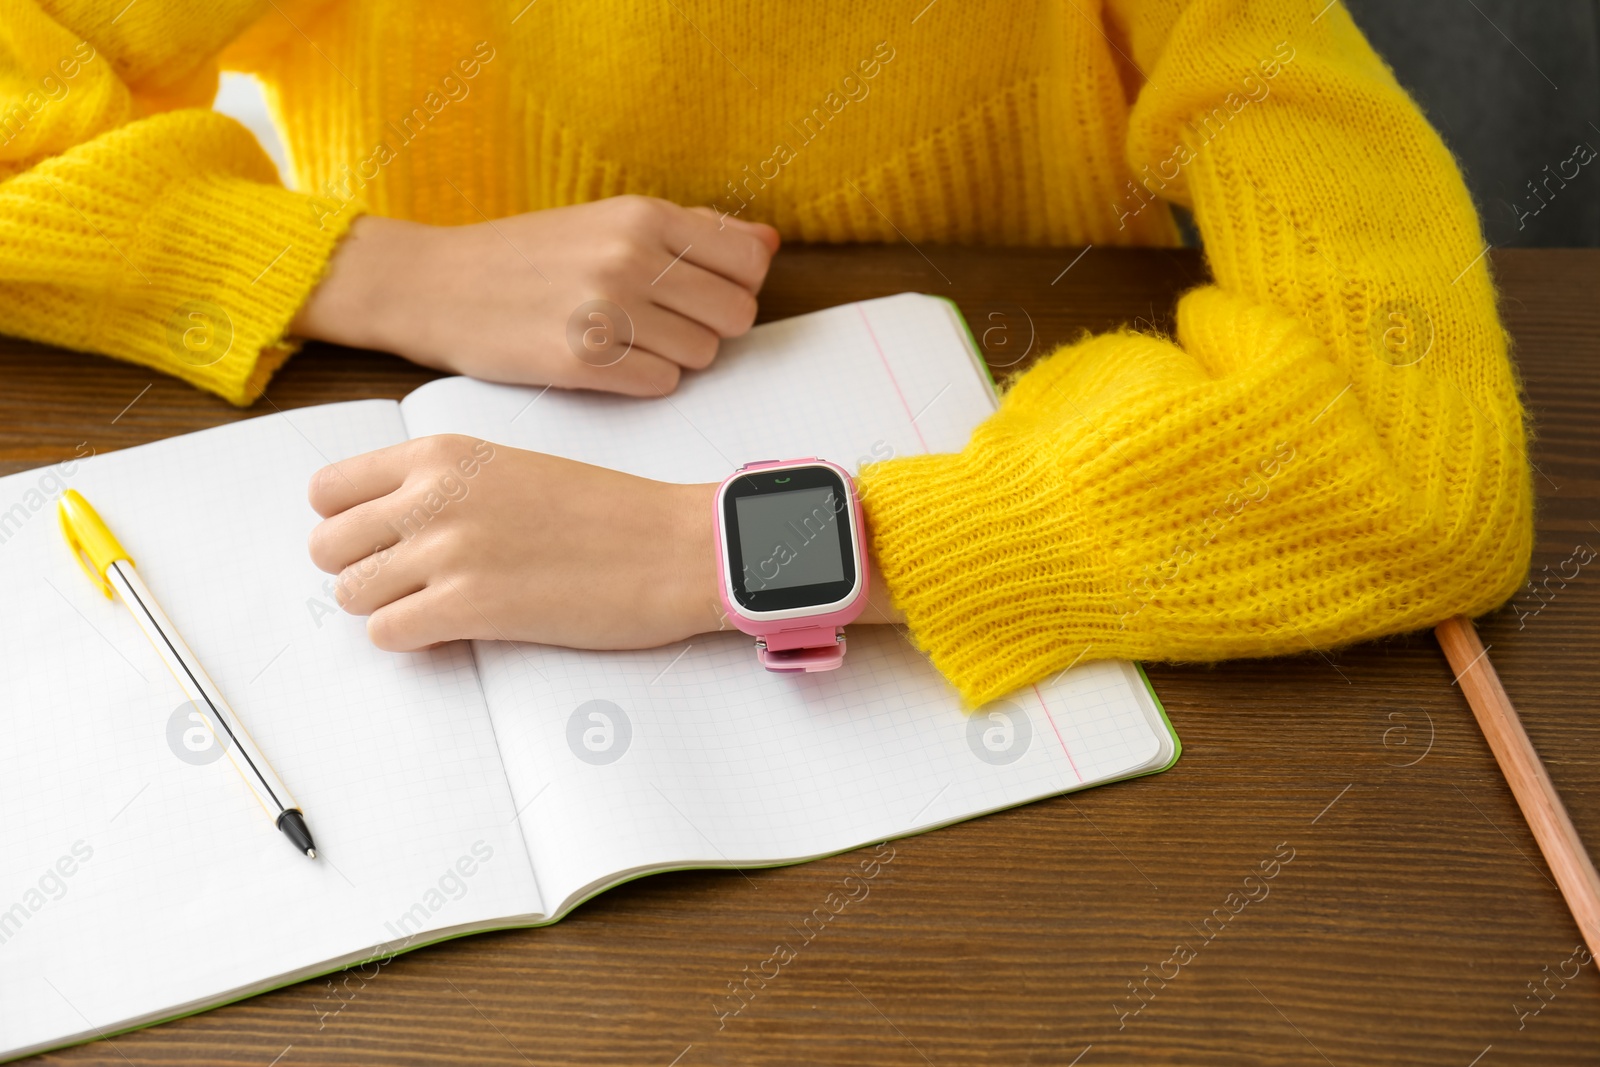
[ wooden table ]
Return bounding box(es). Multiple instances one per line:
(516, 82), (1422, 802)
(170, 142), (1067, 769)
(4, 247), (1597, 1066)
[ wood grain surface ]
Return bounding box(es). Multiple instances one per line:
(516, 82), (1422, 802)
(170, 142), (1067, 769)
(3, 247), (1596, 1066)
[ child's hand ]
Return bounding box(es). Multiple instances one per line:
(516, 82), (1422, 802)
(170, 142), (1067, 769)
(306, 435), (725, 651)
(291, 197), (780, 397)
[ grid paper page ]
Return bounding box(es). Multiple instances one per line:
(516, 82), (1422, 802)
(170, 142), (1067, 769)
(400, 294), (1164, 913)
(0, 402), (536, 1059)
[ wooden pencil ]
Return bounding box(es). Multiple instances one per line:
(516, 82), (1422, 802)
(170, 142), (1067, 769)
(1436, 615), (1600, 961)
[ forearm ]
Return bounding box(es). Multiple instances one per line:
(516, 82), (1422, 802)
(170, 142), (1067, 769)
(862, 1), (1532, 706)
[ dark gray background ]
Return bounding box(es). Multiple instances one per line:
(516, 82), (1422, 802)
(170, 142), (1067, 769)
(1345, 0), (1600, 246)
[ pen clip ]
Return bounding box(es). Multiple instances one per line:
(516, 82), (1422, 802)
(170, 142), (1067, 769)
(57, 489), (130, 599)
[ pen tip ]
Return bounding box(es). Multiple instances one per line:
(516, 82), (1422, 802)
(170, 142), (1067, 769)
(306, 848), (317, 860)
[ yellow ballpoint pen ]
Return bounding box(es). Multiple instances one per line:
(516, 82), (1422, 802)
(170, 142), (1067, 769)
(57, 489), (318, 860)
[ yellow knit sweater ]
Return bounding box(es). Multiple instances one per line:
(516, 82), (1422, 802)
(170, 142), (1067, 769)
(0, 0), (1532, 705)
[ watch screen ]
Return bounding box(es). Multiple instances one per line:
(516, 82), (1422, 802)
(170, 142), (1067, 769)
(722, 465), (857, 612)
(736, 488), (845, 591)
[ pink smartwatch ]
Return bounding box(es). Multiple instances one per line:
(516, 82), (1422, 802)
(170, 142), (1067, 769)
(713, 459), (868, 672)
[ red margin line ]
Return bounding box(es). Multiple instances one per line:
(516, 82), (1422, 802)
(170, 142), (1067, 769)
(858, 304), (929, 453)
(1033, 683), (1082, 783)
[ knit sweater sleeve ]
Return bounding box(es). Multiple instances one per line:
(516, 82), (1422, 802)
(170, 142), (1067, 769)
(0, 0), (355, 405)
(857, 0), (1534, 707)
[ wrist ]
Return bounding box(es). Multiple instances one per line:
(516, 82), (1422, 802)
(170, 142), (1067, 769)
(672, 481), (725, 636)
(291, 215), (437, 356)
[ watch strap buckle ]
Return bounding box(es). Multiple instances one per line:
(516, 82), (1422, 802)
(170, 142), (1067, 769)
(755, 628), (847, 672)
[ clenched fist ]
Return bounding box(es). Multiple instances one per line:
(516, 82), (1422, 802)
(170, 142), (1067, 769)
(292, 196), (780, 396)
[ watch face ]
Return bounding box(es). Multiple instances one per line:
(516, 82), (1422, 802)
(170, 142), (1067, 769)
(722, 465), (858, 613)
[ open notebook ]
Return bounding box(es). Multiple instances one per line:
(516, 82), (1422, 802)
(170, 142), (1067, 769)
(0, 293), (1178, 1060)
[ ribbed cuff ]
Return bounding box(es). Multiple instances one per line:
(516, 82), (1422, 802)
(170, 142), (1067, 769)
(103, 173), (359, 406)
(861, 442), (1124, 708)
(859, 289), (1358, 707)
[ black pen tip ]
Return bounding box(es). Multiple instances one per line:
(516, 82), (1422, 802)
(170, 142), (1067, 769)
(276, 809), (318, 859)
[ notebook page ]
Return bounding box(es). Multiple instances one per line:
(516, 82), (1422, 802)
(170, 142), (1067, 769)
(399, 294), (1163, 913)
(492, 641), (1160, 914)
(0, 402), (537, 1059)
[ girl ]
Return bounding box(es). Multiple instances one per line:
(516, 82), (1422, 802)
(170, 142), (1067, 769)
(0, 0), (1531, 706)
